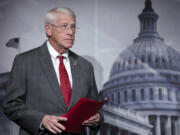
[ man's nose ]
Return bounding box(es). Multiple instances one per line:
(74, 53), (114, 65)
(66, 27), (74, 34)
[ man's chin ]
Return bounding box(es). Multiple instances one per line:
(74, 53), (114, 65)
(65, 44), (73, 49)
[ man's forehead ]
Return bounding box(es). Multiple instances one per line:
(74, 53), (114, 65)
(55, 13), (75, 23)
(56, 12), (74, 19)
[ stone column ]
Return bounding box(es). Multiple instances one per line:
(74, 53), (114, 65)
(96, 131), (100, 135)
(116, 130), (121, 135)
(172, 88), (176, 101)
(145, 88), (149, 101)
(174, 119), (179, 135)
(178, 117), (180, 135)
(127, 132), (131, 135)
(165, 116), (172, 135)
(106, 125), (111, 135)
(155, 115), (161, 135)
(154, 87), (158, 101)
(11, 122), (19, 135)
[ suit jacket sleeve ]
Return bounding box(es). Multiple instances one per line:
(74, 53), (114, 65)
(2, 54), (45, 135)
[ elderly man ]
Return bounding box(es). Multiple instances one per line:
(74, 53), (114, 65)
(3, 7), (103, 135)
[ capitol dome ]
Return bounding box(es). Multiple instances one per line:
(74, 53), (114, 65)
(100, 0), (180, 135)
(110, 37), (180, 78)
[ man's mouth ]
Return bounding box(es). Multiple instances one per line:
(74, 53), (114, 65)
(64, 39), (74, 41)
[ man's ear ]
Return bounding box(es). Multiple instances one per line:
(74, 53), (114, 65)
(45, 24), (52, 37)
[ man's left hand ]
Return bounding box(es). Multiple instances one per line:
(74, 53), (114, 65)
(82, 113), (100, 127)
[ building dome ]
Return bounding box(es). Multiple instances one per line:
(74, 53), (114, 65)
(101, 0), (180, 120)
(100, 0), (180, 135)
(100, 1), (180, 135)
(109, 0), (180, 81)
(110, 37), (180, 79)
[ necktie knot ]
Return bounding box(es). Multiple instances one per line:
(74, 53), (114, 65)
(58, 56), (64, 62)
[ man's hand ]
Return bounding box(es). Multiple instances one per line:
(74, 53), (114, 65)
(82, 113), (100, 127)
(42, 115), (67, 134)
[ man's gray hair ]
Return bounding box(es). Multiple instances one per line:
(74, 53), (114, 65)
(44, 7), (76, 25)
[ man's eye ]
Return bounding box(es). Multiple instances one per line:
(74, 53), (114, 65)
(71, 25), (76, 29)
(61, 24), (67, 29)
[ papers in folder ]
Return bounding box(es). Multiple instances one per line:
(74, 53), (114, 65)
(60, 98), (108, 133)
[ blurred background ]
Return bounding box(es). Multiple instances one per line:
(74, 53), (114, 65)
(0, 0), (180, 134)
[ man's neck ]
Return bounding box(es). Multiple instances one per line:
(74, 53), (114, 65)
(48, 39), (68, 54)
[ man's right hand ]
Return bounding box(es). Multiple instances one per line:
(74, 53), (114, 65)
(42, 115), (67, 134)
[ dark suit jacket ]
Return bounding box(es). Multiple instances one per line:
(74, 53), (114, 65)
(2, 42), (103, 135)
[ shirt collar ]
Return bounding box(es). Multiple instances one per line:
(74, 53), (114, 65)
(47, 41), (69, 58)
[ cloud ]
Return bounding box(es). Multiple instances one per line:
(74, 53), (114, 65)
(165, 41), (174, 46)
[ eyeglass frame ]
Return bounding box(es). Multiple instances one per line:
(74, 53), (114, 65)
(50, 23), (79, 32)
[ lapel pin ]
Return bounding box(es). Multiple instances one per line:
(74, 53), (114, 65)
(74, 61), (78, 66)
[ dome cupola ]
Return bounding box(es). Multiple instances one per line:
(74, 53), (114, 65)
(137, 0), (161, 40)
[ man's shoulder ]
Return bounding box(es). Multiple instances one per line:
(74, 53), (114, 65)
(16, 42), (46, 58)
(20, 47), (40, 56)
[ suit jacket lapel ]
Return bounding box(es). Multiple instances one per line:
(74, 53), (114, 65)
(68, 51), (81, 110)
(38, 43), (66, 109)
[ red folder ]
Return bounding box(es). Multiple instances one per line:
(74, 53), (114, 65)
(60, 98), (108, 133)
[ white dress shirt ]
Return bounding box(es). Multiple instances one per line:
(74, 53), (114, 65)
(47, 41), (73, 87)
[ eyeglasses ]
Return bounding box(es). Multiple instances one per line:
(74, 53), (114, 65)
(50, 23), (79, 32)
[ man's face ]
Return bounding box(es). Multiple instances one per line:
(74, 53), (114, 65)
(46, 13), (76, 50)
